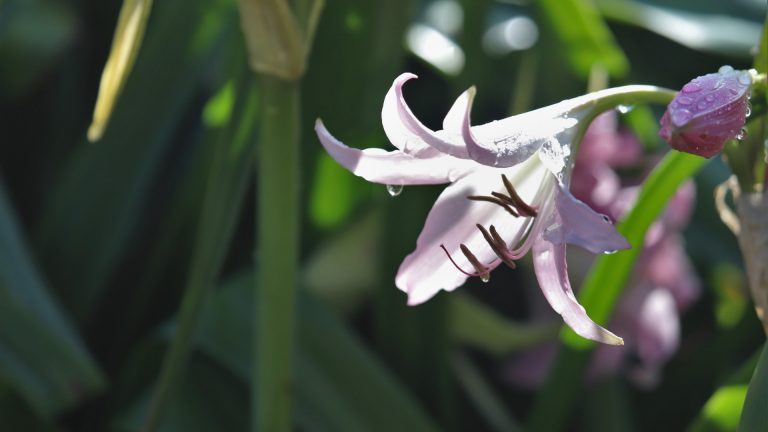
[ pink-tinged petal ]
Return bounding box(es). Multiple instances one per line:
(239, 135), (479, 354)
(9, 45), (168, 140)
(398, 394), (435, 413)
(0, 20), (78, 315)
(315, 120), (475, 185)
(662, 180), (696, 230)
(659, 66), (752, 158)
(578, 112), (643, 168)
(461, 98), (571, 168)
(636, 288), (680, 367)
(532, 238), (624, 345)
(397, 160), (547, 305)
(543, 183), (631, 254)
(570, 162), (621, 215)
(504, 345), (558, 390)
(381, 73), (470, 159)
(643, 235), (700, 308)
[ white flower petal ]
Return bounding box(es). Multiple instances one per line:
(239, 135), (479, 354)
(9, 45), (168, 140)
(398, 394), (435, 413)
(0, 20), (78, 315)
(543, 182), (631, 254)
(397, 159), (547, 305)
(382, 73), (470, 159)
(532, 235), (624, 345)
(316, 120), (475, 184)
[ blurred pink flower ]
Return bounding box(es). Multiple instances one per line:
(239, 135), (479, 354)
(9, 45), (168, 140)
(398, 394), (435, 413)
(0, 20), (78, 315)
(659, 66), (752, 158)
(315, 74), (647, 344)
(506, 112), (700, 388)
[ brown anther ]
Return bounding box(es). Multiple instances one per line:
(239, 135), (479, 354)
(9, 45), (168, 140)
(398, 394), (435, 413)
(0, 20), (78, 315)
(460, 244), (490, 276)
(476, 224), (517, 269)
(501, 174), (538, 217)
(440, 244), (489, 278)
(467, 195), (519, 217)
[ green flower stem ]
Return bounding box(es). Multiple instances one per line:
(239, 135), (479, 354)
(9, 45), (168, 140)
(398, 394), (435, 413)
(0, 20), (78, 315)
(254, 75), (300, 432)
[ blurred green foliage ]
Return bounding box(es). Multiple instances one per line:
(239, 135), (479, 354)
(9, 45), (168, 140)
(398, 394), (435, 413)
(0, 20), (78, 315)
(0, 0), (765, 431)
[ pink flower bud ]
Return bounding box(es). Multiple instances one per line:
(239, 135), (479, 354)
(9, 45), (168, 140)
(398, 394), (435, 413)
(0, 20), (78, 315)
(659, 66), (752, 158)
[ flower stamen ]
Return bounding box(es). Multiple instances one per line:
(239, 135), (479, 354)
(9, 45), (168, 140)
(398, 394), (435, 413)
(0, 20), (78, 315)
(439, 244), (491, 279)
(501, 174), (538, 217)
(467, 195), (520, 217)
(476, 224), (517, 269)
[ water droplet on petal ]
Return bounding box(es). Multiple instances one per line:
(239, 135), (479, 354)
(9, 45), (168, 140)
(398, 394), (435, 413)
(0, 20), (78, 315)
(677, 96), (693, 105)
(682, 82), (702, 93)
(712, 79), (725, 90)
(601, 214), (611, 223)
(386, 184), (404, 197)
(705, 94), (715, 102)
(718, 65), (734, 74)
(745, 104), (752, 117)
(604, 250), (618, 255)
(671, 109), (692, 125)
(737, 72), (752, 86)
(697, 101), (708, 109)
(480, 273), (490, 283)
(735, 128), (747, 141)
(616, 104), (634, 114)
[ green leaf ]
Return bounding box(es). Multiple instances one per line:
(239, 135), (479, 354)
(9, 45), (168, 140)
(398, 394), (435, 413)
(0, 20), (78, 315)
(115, 355), (248, 432)
(0, 181), (104, 417)
(449, 293), (558, 356)
(190, 272), (440, 432)
(0, 0), (76, 97)
(451, 353), (523, 432)
(535, 0), (628, 77)
(34, 0), (232, 324)
(740, 343), (768, 432)
(596, 0), (762, 58)
(690, 385), (749, 432)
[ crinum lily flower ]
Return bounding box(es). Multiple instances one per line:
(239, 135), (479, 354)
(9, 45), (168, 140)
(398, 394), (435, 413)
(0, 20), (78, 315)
(315, 73), (674, 345)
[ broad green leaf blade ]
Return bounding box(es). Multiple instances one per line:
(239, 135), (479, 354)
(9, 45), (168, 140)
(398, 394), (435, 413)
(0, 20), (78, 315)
(536, 0), (628, 77)
(142, 61), (259, 431)
(690, 385), (748, 432)
(528, 150), (707, 431)
(449, 293), (558, 356)
(740, 343), (768, 432)
(0, 182), (104, 417)
(34, 0), (229, 324)
(115, 355), (248, 432)
(451, 353), (523, 432)
(597, 0), (761, 58)
(0, 0), (76, 97)
(191, 272), (440, 432)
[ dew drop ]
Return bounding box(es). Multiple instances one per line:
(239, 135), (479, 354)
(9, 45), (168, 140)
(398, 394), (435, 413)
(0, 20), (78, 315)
(671, 109), (693, 125)
(601, 214), (611, 223)
(712, 79), (725, 90)
(677, 96), (693, 105)
(480, 273), (490, 283)
(737, 72), (752, 86)
(682, 82), (701, 93)
(718, 65), (734, 74)
(705, 94), (715, 102)
(616, 104), (634, 114)
(745, 104), (752, 117)
(386, 184), (404, 197)
(604, 250), (618, 255)
(697, 101), (708, 109)
(735, 128), (747, 141)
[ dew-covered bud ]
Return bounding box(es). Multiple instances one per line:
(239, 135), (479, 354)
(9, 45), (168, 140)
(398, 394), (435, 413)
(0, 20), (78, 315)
(659, 66), (752, 158)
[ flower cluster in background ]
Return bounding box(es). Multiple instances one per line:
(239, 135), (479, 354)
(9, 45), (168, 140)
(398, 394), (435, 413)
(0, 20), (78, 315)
(506, 112), (701, 388)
